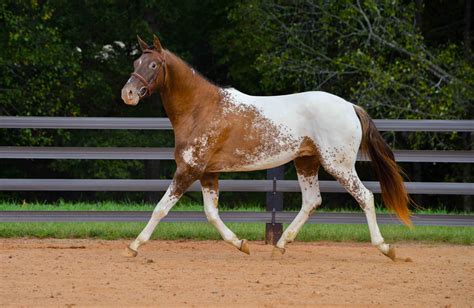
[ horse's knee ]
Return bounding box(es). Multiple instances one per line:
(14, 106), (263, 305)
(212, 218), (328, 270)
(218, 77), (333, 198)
(303, 204), (316, 216)
(315, 194), (322, 207)
(205, 208), (219, 224)
(303, 195), (322, 215)
(207, 215), (218, 224)
(152, 208), (168, 219)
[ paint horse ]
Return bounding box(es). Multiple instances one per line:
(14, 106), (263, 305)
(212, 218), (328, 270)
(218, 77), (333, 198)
(121, 35), (411, 261)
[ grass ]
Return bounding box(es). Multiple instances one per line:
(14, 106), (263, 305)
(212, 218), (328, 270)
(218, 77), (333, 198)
(0, 201), (262, 212)
(1, 201), (472, 245)
(0, 222), (472, 245)
(0, 201), (470, 214)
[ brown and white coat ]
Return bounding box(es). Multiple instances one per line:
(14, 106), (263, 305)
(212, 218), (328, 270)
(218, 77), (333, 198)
(121, 35), (410, 260)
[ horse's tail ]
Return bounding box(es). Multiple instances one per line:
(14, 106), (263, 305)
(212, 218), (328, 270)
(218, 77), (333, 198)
(353, 105), (412, 226)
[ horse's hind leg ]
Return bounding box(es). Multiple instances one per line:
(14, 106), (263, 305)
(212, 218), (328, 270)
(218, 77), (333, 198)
(323, 162), (395, 260)
(274, 156), (322, 255)
(200, 173), (249, 254)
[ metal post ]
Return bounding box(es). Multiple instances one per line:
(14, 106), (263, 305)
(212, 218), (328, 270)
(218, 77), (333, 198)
(265, 166), (284, 245)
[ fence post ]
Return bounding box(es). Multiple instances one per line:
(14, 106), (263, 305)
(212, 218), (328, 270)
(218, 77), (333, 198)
(265, 166), (284, 245)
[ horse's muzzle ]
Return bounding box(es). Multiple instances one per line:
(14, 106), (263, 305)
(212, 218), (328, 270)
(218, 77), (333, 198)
(121, 87), (140, 106)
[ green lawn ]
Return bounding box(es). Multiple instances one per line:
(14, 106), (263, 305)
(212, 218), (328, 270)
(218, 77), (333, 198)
(0, 222), (472, 245)
(1, 201), (472, 245)
(0, 201), (261, 212)
(0, 201), (467, 214)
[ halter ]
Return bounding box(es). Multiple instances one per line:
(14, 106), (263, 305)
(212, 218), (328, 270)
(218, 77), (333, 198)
(131, 49), (166, 98)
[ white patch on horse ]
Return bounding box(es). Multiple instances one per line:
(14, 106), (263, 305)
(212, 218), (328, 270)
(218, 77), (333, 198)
(182, 147), (197, 167)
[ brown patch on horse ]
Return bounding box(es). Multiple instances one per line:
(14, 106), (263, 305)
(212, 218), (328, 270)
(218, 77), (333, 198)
(294, 155), (320, 179)
(200, 173), (219, 208)
(156, 50), (222, 132)
(203, 93), (300, 172)
(297, 137), (319, 157)
(162, 59), (302, 172)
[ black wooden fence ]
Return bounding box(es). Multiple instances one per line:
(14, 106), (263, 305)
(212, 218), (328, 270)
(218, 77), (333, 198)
(1, 117), (473, 242)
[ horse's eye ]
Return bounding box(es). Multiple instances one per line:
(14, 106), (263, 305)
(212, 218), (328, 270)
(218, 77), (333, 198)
(150, 62), (157, 70)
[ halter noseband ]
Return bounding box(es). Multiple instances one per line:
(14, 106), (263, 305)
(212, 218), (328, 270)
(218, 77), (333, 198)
(131, 49), (166, 98)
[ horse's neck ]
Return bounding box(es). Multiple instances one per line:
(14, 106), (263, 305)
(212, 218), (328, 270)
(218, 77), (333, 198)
(159, 51), (220, 132)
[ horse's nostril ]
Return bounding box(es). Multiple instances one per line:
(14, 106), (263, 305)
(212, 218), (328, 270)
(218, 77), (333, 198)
(128, 90), (133, 95)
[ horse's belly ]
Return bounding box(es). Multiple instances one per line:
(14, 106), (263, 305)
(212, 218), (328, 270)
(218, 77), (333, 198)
(206, 148), (298, 172)
(232, 151), (296, 172)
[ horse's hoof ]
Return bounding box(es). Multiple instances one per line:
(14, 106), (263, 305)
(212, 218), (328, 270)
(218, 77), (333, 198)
(271, 247), (286, 258)
(239, 239), (250, 255)
(123, 246), (138, 258)
(383, 245), (396, 261)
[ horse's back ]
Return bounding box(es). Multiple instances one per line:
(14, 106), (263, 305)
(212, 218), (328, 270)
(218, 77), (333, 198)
(224, 89), (361, 143)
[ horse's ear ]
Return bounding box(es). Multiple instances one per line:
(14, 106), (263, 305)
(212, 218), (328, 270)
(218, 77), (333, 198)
(137, 35), (149, 51)
(153, 34), (163, 52)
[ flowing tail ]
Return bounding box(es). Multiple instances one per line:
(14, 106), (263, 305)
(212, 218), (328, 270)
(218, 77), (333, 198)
(353, 105), (412, 226)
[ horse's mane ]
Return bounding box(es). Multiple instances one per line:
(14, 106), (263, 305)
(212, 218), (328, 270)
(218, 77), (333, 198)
(162, 49), (223, 89)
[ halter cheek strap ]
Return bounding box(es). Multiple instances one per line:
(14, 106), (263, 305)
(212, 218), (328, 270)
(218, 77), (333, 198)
(131, 72), (151, 89)
(130, 50), (166, 98)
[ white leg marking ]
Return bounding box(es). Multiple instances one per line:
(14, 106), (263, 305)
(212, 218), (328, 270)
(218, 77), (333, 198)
(129, 186), (179, 251)
(202, 187), (242, 248)
(326, 165), (388, 253)
(362, 191), (385, 247)
(277, 173), (322, 249)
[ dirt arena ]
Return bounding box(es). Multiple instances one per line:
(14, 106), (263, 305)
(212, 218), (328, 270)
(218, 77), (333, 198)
(1, 239), (472, 306)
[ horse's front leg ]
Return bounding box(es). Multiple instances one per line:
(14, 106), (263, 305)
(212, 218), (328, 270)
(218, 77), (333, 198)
(200, 173), (250, 254)
(125, 168), (199, 257)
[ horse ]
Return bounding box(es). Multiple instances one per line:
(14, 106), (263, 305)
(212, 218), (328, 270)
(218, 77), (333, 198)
(121, 35), (411, 261)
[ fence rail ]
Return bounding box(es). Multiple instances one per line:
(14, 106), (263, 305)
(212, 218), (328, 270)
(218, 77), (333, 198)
(1, 116), (473, 131)
(1, 147), (473, 163)
(1, 211), (472, 226)
(1, 179), (473, 195)
(1, 117), (473, 239)
(1, 117), (473, 195)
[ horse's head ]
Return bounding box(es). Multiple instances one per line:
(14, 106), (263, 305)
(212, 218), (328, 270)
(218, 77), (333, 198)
(121, 35), (166, 106)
